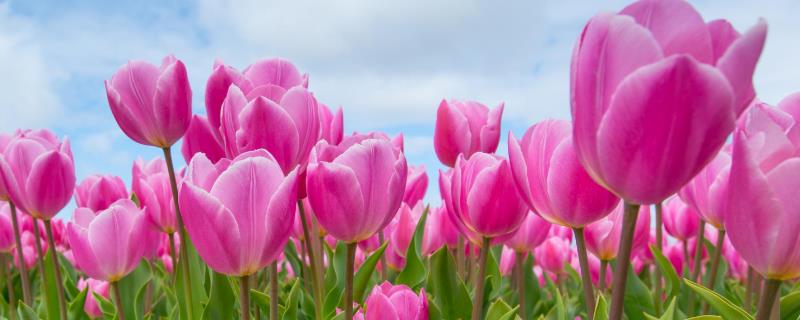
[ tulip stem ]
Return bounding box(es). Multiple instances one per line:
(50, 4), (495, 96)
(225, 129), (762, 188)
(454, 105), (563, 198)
(7, 202), (31, 305)
(111, 281), (126, 320)
(573, 227), (595, 319)
(344, 242), (357, 320)
(599, 260), (608, 292)
(456, 236), (465, 279)
(745, 267), (755, 312)
(471, 237), (491, 320)
(1, 254), (17, 320)
(167, 232), (178, 284)
(378, 230), (388, 281)
(515, 251), (526, 320)
(162, 147), (195, 320)
(756, 279), (781, 320)
(43, 220), (67, 320)
(687, 220), (706, 315)
(654, 202), (663, 314)
(240, 274), (250, 320)
(296, 201), (323, 319)
(270, 263), (279, 320)
(608, 202), (640, 320)
(701, 229), (726, 314)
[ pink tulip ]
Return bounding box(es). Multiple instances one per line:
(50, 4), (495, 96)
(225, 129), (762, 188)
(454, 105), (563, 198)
(319, 103), (344, 145)
(662, 196), (700, 241)
(584, 204), (650, 261)
(421, 205), (459, 256)
(725, 107), (800, 280)
(389, 203), (424, 261)
(442, 152), (528, 240)
(306, 134), (407, 243)
(67, 199), (149, 281)
(535, 236), (571, 275)
(205, 58), (307, 131)
(570, 0), (766, 204)
(132, 157), (178, 233)
(403, 165), (428, 207)
(0, 205), (13, 252)
(549, 225), (574, 243)
(363, 282), (428, 320)
(14, 233), (37, 269)
(105, 55), (191, 148)
(180, 150), (297, 276)
(499, 211), (552, 253)
(0, 133), (15, 200)
(722, 240), (748, 282)
(499, 246), (516, 276)
(509, 120), (619, 227)
(570, 251), (608, 287)
(75, 174), (128, 213)
(78, 278), (109, 319)
(0, 129), (75, 220)
(434, 99), (503, 167)
(181, 115), (225, 164)
(678, 151), (730, 229)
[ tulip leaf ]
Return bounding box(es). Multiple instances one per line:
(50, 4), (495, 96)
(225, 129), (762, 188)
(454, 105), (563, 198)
(117, 261), (151, 320)
(201, 272), (234, 320)
(522, 254), (542, 318)
(333, 241), (347, 292)
(780, 290), (800, 320)
(650, 245), (681, 300)
(623, 266), (655, 320)
(68, 288), (90, 320)
(17, 301), (39, 320)
(354, 242), (388, 303)
(686, 316), (723, 320)
(396, 206), (429, 288)
(545, 287), (567, 320)
(486, 298), (518, 320)
(175, 240), (208, 320)
(594, 294), (609, 320)
(427, 247), (472, 320)
(41, 250), (61, 320)
(323, 287), (343, 319)
(281, 280), (301, 320)
(92, 290), (116, 319)
(249, 289), (270, 316)
(486, 246), (502, 300)
(684, 279), (753, 320)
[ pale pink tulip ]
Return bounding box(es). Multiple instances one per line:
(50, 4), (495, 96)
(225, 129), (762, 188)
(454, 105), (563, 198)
(132, 158), (178, 233)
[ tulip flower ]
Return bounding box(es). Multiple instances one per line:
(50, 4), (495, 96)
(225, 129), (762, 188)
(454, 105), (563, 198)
(105, 55), (191, 148)
(403, 165), (428, 207)
(181, 115), (225, 164)
(535, 236), (572, 277)
(132, 158), (177, 233)
(0, 207), (13, 253)
(0, 133), (31, 304)
(585, 204), (650, 261)
(306, 134), (407, 319)
(570, 1), (766, 314)
(421, 205), (459, 256)
(319, 103), (344, 145)
(662, 196), (701, 242)
(388, 203), (424, 262)
(362, 282), (428, 320)
(725, 102), (800, 318)
(75, 174), (128, 213)
(433, 99), (503, 167)
(77, 278), (110, 319)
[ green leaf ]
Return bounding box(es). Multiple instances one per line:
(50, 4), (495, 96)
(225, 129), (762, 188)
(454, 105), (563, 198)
(686, 316), (723, 320)
(281, 280), (301, 320)
(202, 272), (234, 320)
(17, 301), (39, 320)
(650, 245), (681, 300)
(323, 287), (343, 319)
(623, 267), (656, 320)
(250, 289), (270, 316)
(522, 254), (541, 318)
(175, 240), (209, 320)
(68, 288), (89, 320)
(684, 279), (753, 320)
(485, 246), (502, 299)
(781, 289), (800, 320)
(333, 242), (347, 293)
(658, 298), (677, 320)
(91, 290), (116, 320)
(427, 248), (472, 320)
(354, 242), (388, 303)
(594, 294), (608, 320)
(41, 250), (60, 320)
(396, 206), (429, 288)
(486, 298), (518, 320)
(117, 261), (151, 320)
(545, 287), (567, 320)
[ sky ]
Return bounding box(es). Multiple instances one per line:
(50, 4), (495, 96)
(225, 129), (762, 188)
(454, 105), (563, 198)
(1, 0), (799, 213)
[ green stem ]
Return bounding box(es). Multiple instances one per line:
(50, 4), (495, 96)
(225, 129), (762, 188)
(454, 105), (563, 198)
(608, 202), (640, 320)
(745, 267), (754, 312)
(344, 242), (357, 320)
(168, 232), (178, 284)
(471, 237), (491, 320)
(574, 228), (596, 319)
(515, 252), (526, 320)
(296, 200), (322, 320)
(2, 254), (17, 320)
(654, 202), (663, 313)
(7, 202), (31, 305)
(162, 147), (195, 319)
(240, 274), (250, 320)
(701, 229), (726, 314)
(270, 263), (279, 320)
(687, 220), (706, 316)
(599, 260), (608, 292)
(456, 236), (465, 280)
(756, 279), (781, 320)
(111, 281), (126, 320)
(43, 220), (67, 320)
(378, 230), (388, 281)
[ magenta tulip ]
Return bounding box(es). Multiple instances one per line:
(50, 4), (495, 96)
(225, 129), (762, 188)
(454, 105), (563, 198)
(132, 158), (178, 233)
(180, 150), (297, 276)
(181, 115), (225, 164)
(75, 175), (128, 213)
(535, 236), (572, 275)
(363, 282), (428, 320)
(306, 134), (407, 243)
(499, 211), (552, 253)
(67, 199), (149, 282)
(508, 119), (619, 227)
(105, 55), (191, 148)
(570, 0), (766, 205)
(0, 129), (75, 220)
(319, 103), (344, 145)
(679, 151), (731, 229)
(662, 196), (701, 242)
(78, 278), (109, 319)
(584, 204), (650, 261)
(434, 99), (503, 167)
(403, 165), (428, 207)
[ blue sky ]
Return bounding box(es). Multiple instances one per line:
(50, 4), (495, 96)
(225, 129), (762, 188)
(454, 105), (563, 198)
(1, 0), (799, 213)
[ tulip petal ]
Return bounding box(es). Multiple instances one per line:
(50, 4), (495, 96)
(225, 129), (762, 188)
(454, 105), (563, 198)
(365, 293), (400, 320)
(597, 55), (735, 204)
(205, 64), (249, 130)
(181, 115), (225, 164)
(466, 159), (527, 237)
(67, 224), (105, 280)
(434, 100), (472, 167)
(243, 58), (305, 89)
(219, 85), (249, 158)
(306, 162), (366, 242)
(620, 0), (713, 63)
(715, 19), (767, 115)
(24, 151), (75, 219)
(706, 20), (740, 63)
(260, 169), (297, 267)
(280, 86), (320, 166)
(479, 102), (503, 153)
(237, 97), (300, 172)
(763, 158), (800, 278)
(153, 59), (191, 147)
(87, 206), (138, 280)
(179, 183), (241, 275)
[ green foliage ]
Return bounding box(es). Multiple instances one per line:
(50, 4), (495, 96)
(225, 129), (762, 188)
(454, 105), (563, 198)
(684, 279), (753, 320)
(396, 206), (429, 288)
(427, 248), (472, 320)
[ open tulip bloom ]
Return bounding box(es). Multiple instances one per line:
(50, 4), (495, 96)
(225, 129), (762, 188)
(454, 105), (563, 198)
(5, 1), (799, 320)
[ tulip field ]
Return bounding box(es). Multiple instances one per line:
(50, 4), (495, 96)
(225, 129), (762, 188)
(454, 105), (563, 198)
(1, 0), (798, 319)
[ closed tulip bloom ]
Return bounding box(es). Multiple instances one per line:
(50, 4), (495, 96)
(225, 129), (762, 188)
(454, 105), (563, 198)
(678, 151), (731, 229)
(421, 205), (459, 255)
(509, 120), (619, 227)
(67, 199), (149, 281)
(0, 205), (13, 252)
(105, 55), (191, 148)
(363, 282), (428, 320)
(662, 196), (701, 241)
(181, 115), (225, 164)
(499, 212), (552, 253)
(219, 84), (320, 173)
(78, 278), (109, 319)
(584, 204), (650, 261)
(535, 236), (571, 275)
(0, 129), (75, 220)
(444, 153), (528, 241)
(434, 99), (503, 167)
(306, 135), (407, 243)
(180, 150), (297, 276)
(499, 246), (516, 276)
(404, 165), (428, 206)
(725, 111), (800, 280)
(570, 0), (766, 204)
(389, 203), (424, 261)
(132, 158), (177, 233)
(75, 174), (128, 213)
(319, 103), (344, 145)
